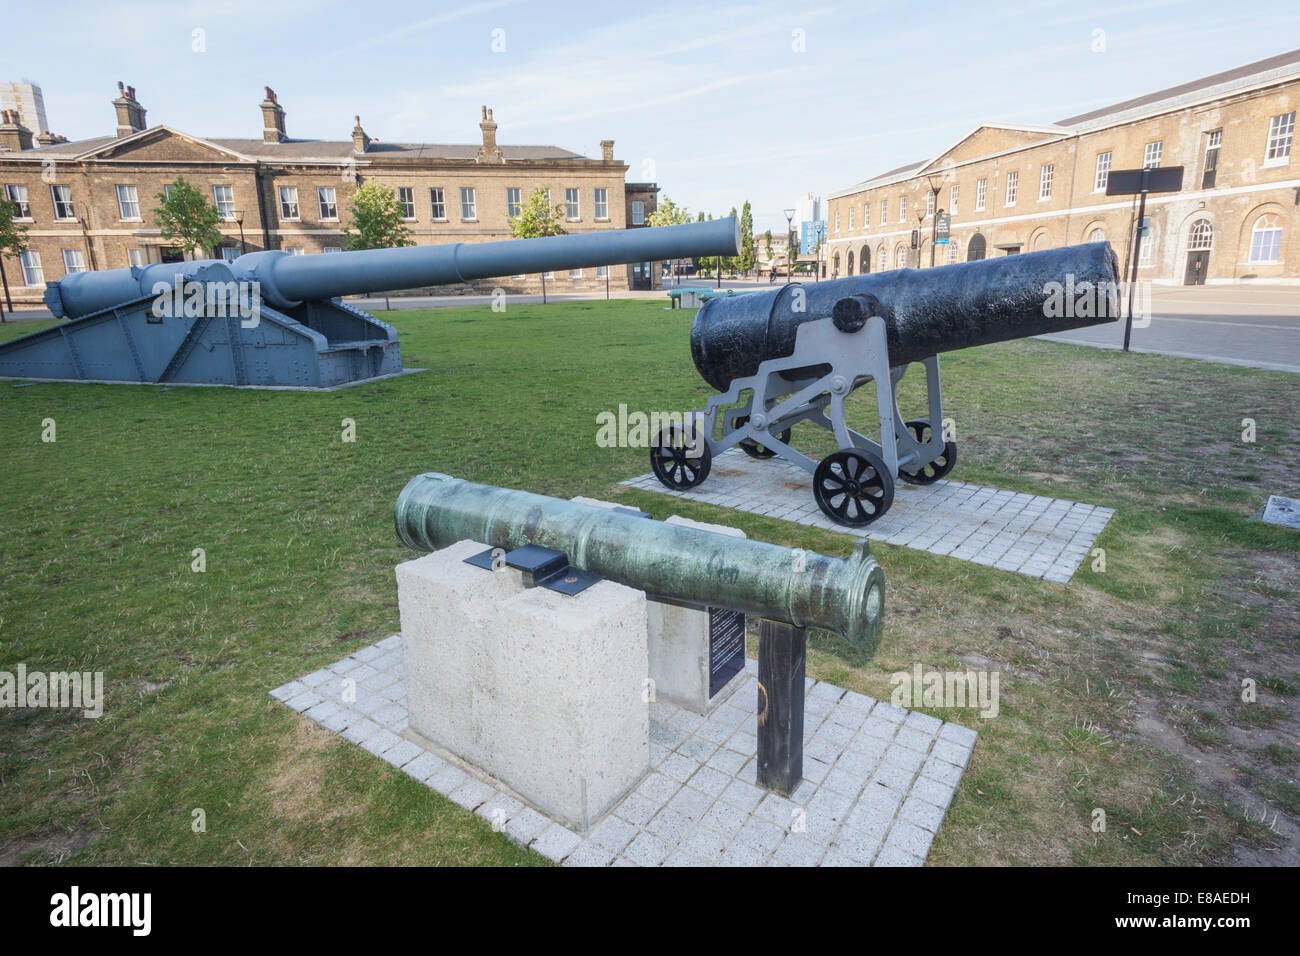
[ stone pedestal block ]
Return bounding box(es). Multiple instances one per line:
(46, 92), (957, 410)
(396, 539), (649, 831)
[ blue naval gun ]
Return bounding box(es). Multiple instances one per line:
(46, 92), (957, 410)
(0, 216), (741, 388)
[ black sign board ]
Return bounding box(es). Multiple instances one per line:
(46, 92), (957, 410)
(935, 213), (951, 244)
(910, 229), (919, 250)
(1105, 165), (1184, 196)
(707, 607), (746, 698)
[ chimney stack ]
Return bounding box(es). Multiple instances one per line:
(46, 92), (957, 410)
(351, 115), (370, 153)
(260, 86), (287, 143)
(476, 105), (503, 164)
(112, 81), (147, 138)
(0, 110), (34, 152)
(600, 140), (614, 161)
(35, 130), (67, 147)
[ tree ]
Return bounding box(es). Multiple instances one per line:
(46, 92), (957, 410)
(344, 182), (414, 309)
(646, 195), (691, 228)
(739, 201), (756, 277)
(0, 195), (30, 319)
(153, 177), (222, 259)
(694, 211), (713, 277)
(507, 187), (566, 302)
(764, 229), (773, 267)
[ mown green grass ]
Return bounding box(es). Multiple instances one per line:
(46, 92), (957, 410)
(0, 299), (1296, 865)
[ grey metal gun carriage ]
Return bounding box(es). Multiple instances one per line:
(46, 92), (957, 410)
(0, 217), (741, 389)
(650, 242), (1121, 527)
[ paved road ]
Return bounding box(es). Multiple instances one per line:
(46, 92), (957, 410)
(1038, 285), (1300, 373)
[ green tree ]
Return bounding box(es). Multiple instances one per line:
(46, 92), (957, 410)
(646, 195), (691, 227)
(153, 177), (222, 259)
(508, 187), (566, 239)
(344, 182), (414, 309)
(0, 195), (30, 319)
(739, 201), (756, 277)
(694, 211), (713, 277)
(764, 229), (773, 265)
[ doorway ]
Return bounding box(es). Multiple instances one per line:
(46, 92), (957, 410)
(1184, 219), (1212, 286)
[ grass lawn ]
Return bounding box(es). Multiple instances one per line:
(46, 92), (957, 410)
(0, 299), (1296, 866)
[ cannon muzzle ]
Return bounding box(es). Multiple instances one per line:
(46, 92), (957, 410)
(394, 473), (886, 651)
(46, 216), (742, 319)
(690, 241), (1119, 391)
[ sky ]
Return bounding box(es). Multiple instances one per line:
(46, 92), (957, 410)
(3, 0), (1297, 232)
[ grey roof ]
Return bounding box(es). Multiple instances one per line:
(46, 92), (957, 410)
(1057, 47), (1300, 128)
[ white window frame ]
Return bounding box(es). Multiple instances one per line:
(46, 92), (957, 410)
(1138, 226), (1156, 266)
(212, 185), (235, 220)
(1039, 164), (1053, 201)
(568, 268), (582, 278)
(116, 184), (141, 220)
(898, 196), (906, 223)
(565, 187), (580, 221)
(278, 186), (300, 221)
(863, 203), (870, 228)
(398, 187), (416, 221)
(834, 209), (840, 232)
(594, 188), (608, 221)
(1004, 170), (1018, 207)
(20, 250), (44, 285)
(1094, 151), (1112, 191)
(506, 187), (521, 219)
(61, 248), (86, 274)
(127, 247), (146, 268)
(1265, 112), (1294, 165)
(220, 246), (240, 263)
(50, 184), (75, 220)
(317, 186), (338, 221)
(975, 179), (986, 211)
(5, 184), (31, 219)
(1249, 214), (1283, 263)
(430, 188), (446, 221)
(848, 207), (854, 230)
(596, 264), (608, 278)
(949, 184), (958, 216)
(925, 191), (934, 218)
(1143, 141), (1162, 169)
(631, 200), (645, 225)
(895, 246), (907, 269)
(285, 246), (305, 256)
(460, 187), (476, 221)
(323, 246), (342, 254)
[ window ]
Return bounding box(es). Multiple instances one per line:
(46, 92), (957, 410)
(220, 246), (240, 263)
(947, 241), (960, 264)
(880, 200), (887, 224)
(975, 178), (986, 211)
(505, 187), (521, 218)
(278, 186), (299, 220)
(594, 188), (608, 220)
(1094, 151), (1112, 191)
(323, 246), (342, 254)
(1249, 214), (1283, 262)
(62, 249), (86, 274)
(631, 201), (644, 225)
(1202, 130), (1222, 189)
(898, 196), (906, 223)
(460, 187), (476, 220)
(1187, 219), (1212, 251)
(430, 188), (446, 220)
(1138, 226), (1156, 266)
(895, 246), (907, 269)
(5, 184), (30, 218)
(596, 265), (608, 278)
(1266, 112), (1294, 164)
(863, 203), (870, 228)
(1089, 228), (1106, 243)
(542, 271), (554, 279)
(116, 184), (140, 220)
(949, 184), (958, 216)
(1004, 171), (1018, 206)
(285, 246), (305, 256)
(1039, 164), (1053, 201)
(19, 250), (43, 285)
(834, 209), (840, 232)
(398, 187), (415, 220)
(127, 248), (145, 267)
(212, 185), (235, 220)
(1143, 141), (1162, 169)
(50, 184), (75, 220)
(925, 191), (935, 218)
(317, 187), (338, 220)
(569, 268), (582, 278)
(565, 187), (580, 221)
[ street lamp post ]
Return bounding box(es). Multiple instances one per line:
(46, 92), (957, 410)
(916, 210), (926, 268)
(925, 174), (946, 268)
(233, 209), (247, 255)
(783, 208), (795, 285)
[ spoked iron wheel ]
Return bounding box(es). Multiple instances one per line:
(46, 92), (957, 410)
(813, 448), (894, 526)
(650, 424), (713, 490)
(897, 418), (957, 485)
(735, 416), (793, 460)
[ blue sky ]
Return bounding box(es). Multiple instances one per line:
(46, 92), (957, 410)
(3, 0), (1296, 231)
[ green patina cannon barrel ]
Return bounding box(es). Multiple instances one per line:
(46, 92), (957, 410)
(394, 473), (886, 652)
(690, 241), (1120, 390)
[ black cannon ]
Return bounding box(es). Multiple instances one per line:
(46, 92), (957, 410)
(650, 242), (1120, 526)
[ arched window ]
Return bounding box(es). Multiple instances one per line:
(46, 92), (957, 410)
(877, 245), (886, 272)
(967, 233), (986, 261)
(1249, 214), (1282, 262)
(1188, 219), (1213, 251)
(1089, 228), (1106, 243)
(847, 251), (855, 276)
(1032, 231), (1050, 251)
(895, 245), (907, 269)
(1138, 226), (1157, 266)
(832, 252), (840, 275)
(860, 245), (870, 273)
(946, 241), (960, 264)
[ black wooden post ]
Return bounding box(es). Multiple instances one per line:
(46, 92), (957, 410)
(756, 618), (806, 796)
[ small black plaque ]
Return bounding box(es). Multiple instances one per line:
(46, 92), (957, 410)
(708, 607), (746, 698)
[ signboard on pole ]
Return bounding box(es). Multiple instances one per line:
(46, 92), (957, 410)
(1103, 166), (1184, 352)
(910, 229), (919, 250)
(935, 213), (951, 245)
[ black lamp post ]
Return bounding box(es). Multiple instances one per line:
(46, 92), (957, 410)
(233, 209), (247, 254)
(783, 207), (795, 284)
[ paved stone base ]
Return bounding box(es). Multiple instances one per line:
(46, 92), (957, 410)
(1260, 495), (1300, 530)
(623, 447), (1113, 582)
(271, 635), (978, 867)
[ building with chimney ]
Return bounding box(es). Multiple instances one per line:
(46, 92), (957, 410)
(0, 84), (659, 303)
(824, 48), (1300, 285)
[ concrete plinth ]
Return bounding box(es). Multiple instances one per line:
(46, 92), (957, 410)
(395, 538), (649, 831)
(570, 498), (748, 715)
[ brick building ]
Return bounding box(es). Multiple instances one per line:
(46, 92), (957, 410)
(825, 48), (1300, 285)
(0, 84), (660, 304)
